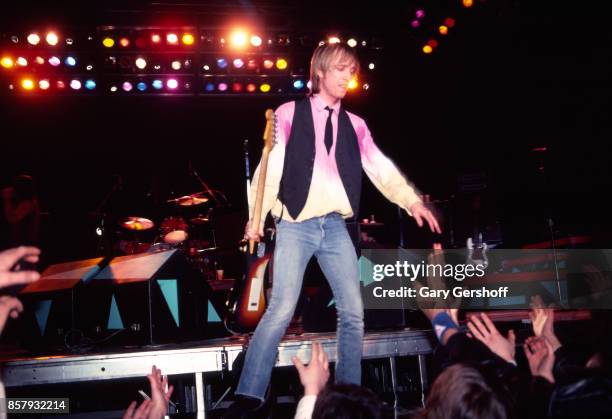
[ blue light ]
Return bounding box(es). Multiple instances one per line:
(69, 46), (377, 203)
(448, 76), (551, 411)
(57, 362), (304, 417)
(216, 58), (228, 69)
(205, 82), (215, 92)
(137, 82), (147, 91)
(84, 80), (96, 90)
(152, 79), (163, 89)
(65, 56), (77, 67)
(293, 79), (305, 90)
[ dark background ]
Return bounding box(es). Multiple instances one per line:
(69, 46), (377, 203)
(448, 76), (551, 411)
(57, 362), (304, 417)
(1, 0), (611, 268)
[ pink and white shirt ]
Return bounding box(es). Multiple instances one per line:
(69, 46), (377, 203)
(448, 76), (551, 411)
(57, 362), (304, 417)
(249, 94), (422, 224)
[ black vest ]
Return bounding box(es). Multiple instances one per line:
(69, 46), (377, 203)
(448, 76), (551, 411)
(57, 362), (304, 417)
(279, 98), (362, 220)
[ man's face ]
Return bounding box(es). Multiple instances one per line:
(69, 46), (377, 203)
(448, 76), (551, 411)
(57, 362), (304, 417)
(317, 59), (357, 101)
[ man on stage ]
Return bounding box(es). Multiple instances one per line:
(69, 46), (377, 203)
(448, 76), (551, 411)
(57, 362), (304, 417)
(225, 42), (440, 417)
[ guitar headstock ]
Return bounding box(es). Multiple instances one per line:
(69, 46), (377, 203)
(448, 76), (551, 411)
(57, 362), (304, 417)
(263, 108), (277, 152)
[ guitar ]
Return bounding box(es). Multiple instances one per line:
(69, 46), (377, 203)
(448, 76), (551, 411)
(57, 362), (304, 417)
(225, 109), (277, 333)
(466, 233), (489, 269)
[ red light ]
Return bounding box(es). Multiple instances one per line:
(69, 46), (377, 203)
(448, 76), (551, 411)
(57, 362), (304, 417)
(119, 37), (130, 47)
(232, 82), (243, 92)
(56, 80), (66, 89)
(426, 39), (438, 48)
(247, 59), (258, 70)
(444, 18), (456, 28)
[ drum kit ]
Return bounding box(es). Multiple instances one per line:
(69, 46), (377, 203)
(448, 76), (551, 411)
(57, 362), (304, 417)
(116, 190), (217, 267)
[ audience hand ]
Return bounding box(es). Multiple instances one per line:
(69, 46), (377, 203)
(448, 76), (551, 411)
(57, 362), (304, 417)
(524, 336), (555, 383)
(0, 295), (23, 335)
(467, 312), (516, 364)
(530, 295), (561, 352)
(292, 341), (330, 396)
(122, 399), (153, 419)
(0, 246), (41, 289)
(147, 365), (174, 419)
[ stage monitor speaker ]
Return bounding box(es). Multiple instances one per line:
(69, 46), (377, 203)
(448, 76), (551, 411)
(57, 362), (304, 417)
(77, 249), (207, 346)
(2, 256), (105, 350)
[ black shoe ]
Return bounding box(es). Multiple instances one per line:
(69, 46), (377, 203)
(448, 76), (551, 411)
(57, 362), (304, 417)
(222, 395), (264, 419)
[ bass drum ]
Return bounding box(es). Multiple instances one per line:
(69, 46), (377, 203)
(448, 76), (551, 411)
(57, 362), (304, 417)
(159, 216), (189, 245)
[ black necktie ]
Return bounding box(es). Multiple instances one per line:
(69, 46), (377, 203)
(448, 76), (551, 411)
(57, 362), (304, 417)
(324, 106), (333, 154)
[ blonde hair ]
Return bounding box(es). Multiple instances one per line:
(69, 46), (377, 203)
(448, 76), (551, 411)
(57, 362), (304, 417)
(309, 43), (360, 94)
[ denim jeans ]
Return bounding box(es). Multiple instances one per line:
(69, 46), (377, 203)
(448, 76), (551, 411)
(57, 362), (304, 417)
(235, 213), (364, 400)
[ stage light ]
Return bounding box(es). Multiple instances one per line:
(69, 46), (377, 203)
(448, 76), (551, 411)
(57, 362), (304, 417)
(119, 37), (130, 47)
(263, 59), (274, 69)
(135, 57), (147, 69)
(347, 38), (357, 48)
(27, 33), (40, 45)
(10, 36), (18, 43)
(427, 39), (438, 48)
(46, 31), (59, 46)
(136, 82), (147, 91)
(167, 79), (178, 89)
(218, 82), (228, 92)
(56, 80), (65, 89)
(462, 0), (473, 7)
(35, 56), (44, 65)
(250, 35), (262, 47)
(232, 82), (243, 92)
(229, 30), (248, 48)
(260, 83), (271, 93)
(203, 64), (210, 71)
(103, 37), (115, 48)
(361, 40), (367, 46)
(65, 38), (74, 46)
(153, 64), (161, 70)
(416, 9), (425, 19)
(348, 78), (358, 90)
(411, 20), (420, 28)
(167, 33), (179, 45)
(328, 36), (341, 44)
(247, 59), (258, 70)
(86, 64), (93, 70)
(368, 62), (375, 70)
(39, 79), (50, 90)
(16, 57), (28, 67)
(171, 60), (182, 70)
(182, 33), (195, 45)
(152, 79), (163, 89)
(444, 18), (456, 28)
(49, 56), (60, 66)
(65, 56), (77, 67)
(276, 58), (288, 70)
(293, 79), (305, 89)
(110, 86), (118, 92)
(363, 83), (370, 90)
(1, 57), (13, 69)
(233, 58), (244, 68)
(307, 80), (312, 90)
(122, 81), (133, 91)
(216, 58), (228, 69)
(21, 79), (35, 90)
(205, 82), (215, 92)
(422, 45), (433, 54)
(85, 80), (96, 90)
(439, 25), (449, 35)
(246, 83), (256, 92)
(70, 79), (82, 90)
(151, 34), (161, 44)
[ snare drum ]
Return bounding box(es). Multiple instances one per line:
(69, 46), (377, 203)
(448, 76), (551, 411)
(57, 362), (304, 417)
(160, 216), (189, 244)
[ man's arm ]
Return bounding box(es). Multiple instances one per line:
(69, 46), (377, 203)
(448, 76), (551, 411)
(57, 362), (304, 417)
(355, 118), (440, 232)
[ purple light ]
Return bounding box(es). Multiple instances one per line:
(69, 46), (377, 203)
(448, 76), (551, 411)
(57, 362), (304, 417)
(411, 20), (420, 28)
(218, 82), (228, 92)
(122, 81), (133, 92)
(416, 9), (425, 19)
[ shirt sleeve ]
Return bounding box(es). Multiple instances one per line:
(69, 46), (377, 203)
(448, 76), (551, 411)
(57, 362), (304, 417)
(248, 102), (292, 225)
(356, 118), (423, 216)
(294, 395), (317, 419)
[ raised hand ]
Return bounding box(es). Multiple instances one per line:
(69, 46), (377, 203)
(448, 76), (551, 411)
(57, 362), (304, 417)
(0, 246), (40, 289)
(467, 312), (516, 364)
(292, 341), (330, 396)
(524, 336), (555, 383)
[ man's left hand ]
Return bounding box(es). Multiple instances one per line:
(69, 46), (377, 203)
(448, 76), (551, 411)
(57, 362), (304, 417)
(410, 202), (442, 234)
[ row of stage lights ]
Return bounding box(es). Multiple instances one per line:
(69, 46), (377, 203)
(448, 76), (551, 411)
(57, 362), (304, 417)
(9, 76), (366, 94)
(4, 28), (374, 51)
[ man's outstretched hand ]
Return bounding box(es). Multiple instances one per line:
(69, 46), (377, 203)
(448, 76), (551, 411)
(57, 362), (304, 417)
(410, 202), (442, 234)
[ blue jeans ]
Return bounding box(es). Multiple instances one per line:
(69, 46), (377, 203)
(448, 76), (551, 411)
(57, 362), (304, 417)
(236, 213), (364, 400)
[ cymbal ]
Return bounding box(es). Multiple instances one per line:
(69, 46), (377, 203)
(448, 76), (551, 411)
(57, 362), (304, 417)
(168, 192), (209, 206)
(119, 216), (154, 231)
